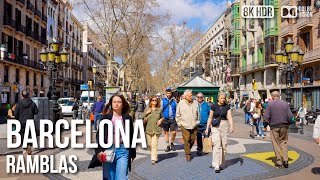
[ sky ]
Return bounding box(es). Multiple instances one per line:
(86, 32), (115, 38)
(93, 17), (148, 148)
(156, 0), (227, 31)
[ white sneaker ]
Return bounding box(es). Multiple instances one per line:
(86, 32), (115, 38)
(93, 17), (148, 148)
(256, 135), (260, 137)
(93, 130), (97, 133)
(262, 135), (266, 138)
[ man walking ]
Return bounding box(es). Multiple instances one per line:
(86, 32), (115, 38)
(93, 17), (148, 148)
(14, 90), (39, 155)
(135, 96), (146, 120)
(196, 92), (211, 155)
(161, 88), (177, 152)
(176, 90), (199, 161)
(91, 95), (105, 132)
(313, 115), (320, 145)
(72, 98), (79, 120)
(264, 91), (293, 168)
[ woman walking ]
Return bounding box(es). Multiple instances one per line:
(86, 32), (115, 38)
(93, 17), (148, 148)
(205, 92), (234, 173)
(88, 94), (136, 180)
(142, 95), (163, 165)
(254, 101), (265, 138)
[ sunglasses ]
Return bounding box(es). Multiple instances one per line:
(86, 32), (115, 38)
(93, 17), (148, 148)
(197, 96), (203, 98)
(151, 99), (157, 102)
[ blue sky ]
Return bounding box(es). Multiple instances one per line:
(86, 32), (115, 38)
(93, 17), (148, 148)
(156, 0), (228, 31)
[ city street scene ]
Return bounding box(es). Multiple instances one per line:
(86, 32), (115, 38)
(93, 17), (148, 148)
(0, 0), (320, 180)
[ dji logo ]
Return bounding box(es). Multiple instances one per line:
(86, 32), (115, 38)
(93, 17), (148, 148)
(281, 6), (298, 18)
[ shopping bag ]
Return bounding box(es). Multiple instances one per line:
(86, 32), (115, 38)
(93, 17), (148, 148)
(90, 113), (95, 122)
(203, 137), (212, 153)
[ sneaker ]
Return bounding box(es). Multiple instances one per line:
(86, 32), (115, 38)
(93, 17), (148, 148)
(196, 150), (203, 156)
(283, 161), (289, 168)
(186, 155), (191, 162)
(256, 135), (260, 138)
(165, 146), (171, 152)
(93, 130), (97, 133)
(214, 166), (221, 173)
(249, 122), (253, 126)
(170, 143), (176, 151)
(151, 161), (156, 165)
(262, 135), (266, 138)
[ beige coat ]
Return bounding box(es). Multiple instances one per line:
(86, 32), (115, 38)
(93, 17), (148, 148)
(176, 99), (199, 129)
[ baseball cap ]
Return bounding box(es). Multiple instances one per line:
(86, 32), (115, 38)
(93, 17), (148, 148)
(165, 88), (172, 92)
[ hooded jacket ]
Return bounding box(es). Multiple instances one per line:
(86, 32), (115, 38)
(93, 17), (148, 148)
(14, 98), (39, 125)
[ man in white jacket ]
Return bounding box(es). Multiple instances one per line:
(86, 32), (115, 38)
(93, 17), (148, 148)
(313, 115), (320, 145)
(176, 89), (199, 161)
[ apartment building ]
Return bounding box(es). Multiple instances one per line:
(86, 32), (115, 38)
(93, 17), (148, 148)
(0, 0), (50, 104)
(281, 0), (320, 110)
(82, 24), (108, 93)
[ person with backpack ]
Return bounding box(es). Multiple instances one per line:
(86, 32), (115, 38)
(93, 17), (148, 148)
(161, 88), (177, 152)
(205, 91), (234, 173)
(243, 100), (251, 124)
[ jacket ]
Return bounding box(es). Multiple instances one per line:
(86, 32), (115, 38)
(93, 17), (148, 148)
(88, 113), (136, 171)
(176, 99), (199, 129)
(91, 101), (105, 113)
(198, 101), (211, 126)
(14, 98), (39, 125)
(264, 99), (293, 128)
(161, 97), (177, 119)
(142, 107), (163, 135)
(135, 100), (146, 112)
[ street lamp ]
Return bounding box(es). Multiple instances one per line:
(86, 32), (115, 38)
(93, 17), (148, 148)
(40, 40), (69, 124)
(275, 37), (305, 134)
(92, 64), (97, 94)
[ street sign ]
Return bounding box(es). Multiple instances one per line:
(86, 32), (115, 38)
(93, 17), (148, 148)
(226, 76), (232, 83)
(80, 84), (89, 90)
(18, 86), (25, 91)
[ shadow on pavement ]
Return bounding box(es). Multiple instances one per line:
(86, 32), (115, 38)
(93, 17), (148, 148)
(157, 152), (179, 163)
(266, 157), (293, 165)
(222, 157), (244, 169)
(311, 167), (320, 174)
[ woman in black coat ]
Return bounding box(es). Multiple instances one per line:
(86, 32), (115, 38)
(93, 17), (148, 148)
(88, 94), (136, 180)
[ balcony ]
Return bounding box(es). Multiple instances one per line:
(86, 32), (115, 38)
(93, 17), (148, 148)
(241, 44), (247, 52)
(303, 48), (320, 63)
(72, 62), (79, 69)
(3, 17), (16, 30)
(34, 33), (41, 42)
(26, 1), (35, 13)
(42, 14), (47, 22)
(41, 37), (47, 45)
(281, 0), (293, 6)
(56, 75), (64, 83)
(296, 18), (313, 30)
(26, 29), (34, 39)
(241, 61), (265, 73)
(16, 24), (26, 35)
(35, 9), (41, 18)
(64, 78), (71, 84)
(17, 0), (25, 6)
(58, 20), (63, 27)
(280, 24), (293, 37)
(257, 35), (264, 45)
(248, 40), (254, 49)
(231, 67), (240, 76)
(4, 55), (45, 71)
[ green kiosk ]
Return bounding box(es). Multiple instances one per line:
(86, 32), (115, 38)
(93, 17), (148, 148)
(176, 76), (220, 103)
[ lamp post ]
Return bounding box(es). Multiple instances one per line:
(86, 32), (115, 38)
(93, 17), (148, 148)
(275, 37), (304, 134)
(92, 64), (97, 94)
(40, 40), (69, 124)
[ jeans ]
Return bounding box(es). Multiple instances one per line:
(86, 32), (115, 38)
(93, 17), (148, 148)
(94, 112), (102, 131)
(197, 125), (211, 151)
(245, 112), (251, 123)
(254, 118), (260, 135)
(259, 121), (265, 136)
(103, 144), (130, 180)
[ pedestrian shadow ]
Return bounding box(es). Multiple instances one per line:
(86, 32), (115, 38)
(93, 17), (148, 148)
(311, 167), (320, 175)
(266, 157), (293, 165)
(174, 144), (185, 151)
(222, 158), (244, 169)
(157, 152), (179, 163)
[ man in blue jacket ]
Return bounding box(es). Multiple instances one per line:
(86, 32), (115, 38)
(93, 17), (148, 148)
(196, 92), (211, 155)
(91, 95), (105, 133)
(161, 88), (177, 152)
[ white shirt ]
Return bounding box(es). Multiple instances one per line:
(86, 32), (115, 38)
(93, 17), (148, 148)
(249, 102), (256, 113)
(313, 115), (320, 140)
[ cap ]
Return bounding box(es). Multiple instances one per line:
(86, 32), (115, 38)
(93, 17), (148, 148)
(165, 88), (172, 92)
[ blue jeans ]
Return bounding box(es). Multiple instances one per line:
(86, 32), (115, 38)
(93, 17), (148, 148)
(94, 112), (102, 131)
(254, 118), (260, 135)
(103, 144), (130, 180)
(245, 112), (251, 123)
(259, 121), (265, 136)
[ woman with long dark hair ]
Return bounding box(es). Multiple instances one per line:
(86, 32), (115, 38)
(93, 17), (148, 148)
(142, 95), (163, 165)
(88, 94), (136, 180)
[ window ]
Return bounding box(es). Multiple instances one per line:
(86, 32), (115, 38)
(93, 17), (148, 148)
(299, 32), (312, 52)
(34, 73), (37, 86)
(26, 71), (30, 85)
(16, 69), (20, 83)
(265, 36), (278, 65)
(4, 66), (9, 82)
(41, 75), (44, 87)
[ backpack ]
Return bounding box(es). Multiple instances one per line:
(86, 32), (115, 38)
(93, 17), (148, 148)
(245, 103), (251, 112)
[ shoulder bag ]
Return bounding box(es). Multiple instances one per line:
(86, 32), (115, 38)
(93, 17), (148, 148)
(211, 105), (225, 127)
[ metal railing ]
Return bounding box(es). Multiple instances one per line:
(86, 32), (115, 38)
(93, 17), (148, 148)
(42, 14), (47, 22)
(27, 1), (35, 12)
(3, 17), (16, 29)
(35, 9), (41, 18)
(257, 35), (264, 44)
(26, 29), (34, 38)
(240, 61), (265, 72)
(248, 40), (254, 49)
(4, 55), (44, 70)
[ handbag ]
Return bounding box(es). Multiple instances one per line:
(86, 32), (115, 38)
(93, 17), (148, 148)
(211, 106), (225, 127)
(90, 112), (95, 122)
(203, 137), (212, 153)
(103, 146), (115, 163)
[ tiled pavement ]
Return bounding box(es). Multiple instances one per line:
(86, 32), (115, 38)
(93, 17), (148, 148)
(1, 110), (319, 180)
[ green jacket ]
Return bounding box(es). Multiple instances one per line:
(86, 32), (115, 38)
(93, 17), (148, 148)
(142, 107), (163, 135)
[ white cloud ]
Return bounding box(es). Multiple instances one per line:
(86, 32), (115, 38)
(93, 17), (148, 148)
(156, 0), (227, 26)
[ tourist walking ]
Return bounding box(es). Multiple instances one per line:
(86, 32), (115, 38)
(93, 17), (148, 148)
(91, 95), (105, 132)
(264, 91), (293, 168)
(297, 102), (307, 125)
(161, 88), (177, 152)
(196, 92), (211, 155)
(88, 94), (136, 180)
(142, 95), (163, 165)
(72, 98), (79, 119)
(205, 91), (234, 173)
(135, 96), (146, 120)
(253, 101), (265, 138)
(243, 100), (251, 124)
(176, 89), (199, 161)
(313, 115), (320, 145)
(14, 91), (39, 155)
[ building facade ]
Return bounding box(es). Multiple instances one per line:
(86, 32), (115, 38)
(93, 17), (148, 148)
(0, 0), (50, 104)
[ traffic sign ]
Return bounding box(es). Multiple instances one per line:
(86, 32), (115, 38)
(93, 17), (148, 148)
(80, 84), (89, 90)
(226, 76), (232, 83)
